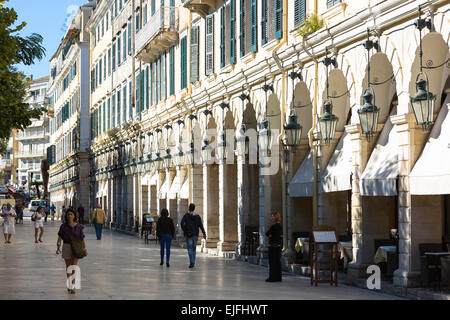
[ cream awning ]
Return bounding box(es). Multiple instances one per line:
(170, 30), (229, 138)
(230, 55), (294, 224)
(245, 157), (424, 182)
(321, 131), (353, 193)
(289, 149), (314, 197)
(410, 101), (450, 195)
(180, 175), (189, 199)
(159, 176), (169, 199)
(360, 109), (398, 196)
(168, 172), (180, 200)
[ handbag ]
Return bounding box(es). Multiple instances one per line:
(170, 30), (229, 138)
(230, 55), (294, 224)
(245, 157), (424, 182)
(31, 214), (36, 222)
(70, 235), (86, 259)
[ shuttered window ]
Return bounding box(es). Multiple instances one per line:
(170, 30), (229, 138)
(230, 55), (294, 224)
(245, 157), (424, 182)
(180, 36), (187, 89)
(145, 66), (149, 109)
(190, 26), (199, 83)
(129, 80), (132, 117)
(161, 53), (166, 100)
(103, 53), (106, 80)
(122, 84), (127, 123)
(117, 89), (121, 125)
(230, 0), (236, 64)
(169, 46), (175, 95)
(128, 21), (132, 55)
(261, 0), (267, 45)
(112, 40), (116, 71)
(112, 92), (116, 128)
(151, 0), (155, 16)
(108, 48), (112, 76)
(262, 0), (282, 44)
(136, 74), (140, 115)
(99, 58), (102, 85)
(156, 57), (160, 102)
(294, 0), (306, 27)
(107, 98), (110, 130)
(205, 15), (214, 75)
(327, 0), (341, 9)
(220, 7), (225, 68)
(117, 33), (121, 65)
(152, 61), (156, 105)
(240, 0), (253, 57)
(122, 29), (127, 61)
(275, 0), (282, 39)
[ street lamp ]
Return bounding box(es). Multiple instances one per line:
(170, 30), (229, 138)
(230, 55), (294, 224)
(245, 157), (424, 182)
(217, 101), (230, 161)
(319, 53), (339, 146)
(201, 108), (213, 163)
(410, 7), (435, 131)
(173, 145), (184, 167)
(236, 90), (251, 158)
(259, 79), (274, 155)
(185, 113), (198, 165)
(358, 31), (380, 139)
(284, 68), (303, 149)
(163, 124), (173, 168)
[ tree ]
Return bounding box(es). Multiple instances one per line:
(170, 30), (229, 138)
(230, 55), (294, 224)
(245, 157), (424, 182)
(0, 0), (46, 153)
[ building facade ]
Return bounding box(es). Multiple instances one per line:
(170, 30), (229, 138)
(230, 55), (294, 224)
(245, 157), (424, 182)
(84, 0), (449, 292)
(0, 133), (16, 186)
(15, 76), (50, 194)
(47, 2), (95, 214)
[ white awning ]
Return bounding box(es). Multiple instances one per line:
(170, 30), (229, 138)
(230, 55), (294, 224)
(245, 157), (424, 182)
(289, 149), (314, 197)
(159, 176), (169, 199)
(149, 172), (158, 185)
(321, 131), (353, 193)
(96, 182), (104, 198)
(168, 172), (180, 200)
(180, 175), (189, 199)
(141, 172), (151, 185)
(410, 101), (450, 195)
(360, 109), (398, 196)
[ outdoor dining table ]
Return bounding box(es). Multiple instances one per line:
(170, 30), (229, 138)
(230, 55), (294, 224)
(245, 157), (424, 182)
(374, 245), (397, 264)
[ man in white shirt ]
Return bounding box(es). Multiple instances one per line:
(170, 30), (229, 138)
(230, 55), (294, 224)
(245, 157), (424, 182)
(1, 203), (17, 243)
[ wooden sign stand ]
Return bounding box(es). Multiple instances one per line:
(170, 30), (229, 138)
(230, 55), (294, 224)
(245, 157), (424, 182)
(309, 225), (339, 286)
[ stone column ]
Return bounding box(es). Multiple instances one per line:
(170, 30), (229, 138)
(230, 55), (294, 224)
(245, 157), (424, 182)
(202, 164), (220, 252)
(344, 124), (380, 282)
(391, 112), (428, 290)
(236, 155), (246, 257)
(217, 161), (238, 255)
(257, 172), (271, 266)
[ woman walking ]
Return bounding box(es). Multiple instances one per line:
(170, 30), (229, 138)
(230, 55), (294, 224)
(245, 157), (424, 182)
(156, 208), (175, 267)
(265, 212), (282, 282)
(55, 208), (87, 294)
(1, 203), (16, 244)
(31, 206), (45, 243)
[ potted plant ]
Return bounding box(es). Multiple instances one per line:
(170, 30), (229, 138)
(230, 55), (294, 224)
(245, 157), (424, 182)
(297, 13), (325, 38)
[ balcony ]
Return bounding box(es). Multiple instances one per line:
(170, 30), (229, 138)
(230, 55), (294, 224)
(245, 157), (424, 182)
(15, 132), (49, 141)
(183, 0), (224, 18)
(15, 151), (46, 159)
(135, 6), (179, 64)
(0, 159), (12, 168)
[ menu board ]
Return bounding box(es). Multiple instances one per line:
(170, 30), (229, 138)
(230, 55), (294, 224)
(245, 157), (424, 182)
(313, 231), (337, 243)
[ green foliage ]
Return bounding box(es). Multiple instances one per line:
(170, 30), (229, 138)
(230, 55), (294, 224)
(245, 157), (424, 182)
(0, 138), (7, 154)
(0, 0), (46, 140)
(297, 13), (326, 38)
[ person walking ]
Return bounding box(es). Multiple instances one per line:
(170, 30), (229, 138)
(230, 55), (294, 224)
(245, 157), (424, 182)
(15, 203), (24, 224)
(56, 208), (87, 294)
(50, 203), (56, 221)
(59, 205), (65, 221)
(265, 212), (283, 282)
(156, 208), (175, 267)
(31, 206), (45, 243)
(1, 203), (16, 243)
(91, 204), (107, 240)
(77, 205), (85, 224)
(44, 204), (50, 223)
(180, 203), (206, 268)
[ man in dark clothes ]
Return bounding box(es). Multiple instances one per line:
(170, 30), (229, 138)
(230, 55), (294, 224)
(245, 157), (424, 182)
(77, 205), (85, 224)
(265, 212), (283, 282)
(180, 203), (206, 268)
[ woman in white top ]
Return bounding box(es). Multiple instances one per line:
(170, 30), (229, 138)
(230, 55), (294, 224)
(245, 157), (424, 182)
(31, 206), (45, 243)
(1, 203), (16, 243)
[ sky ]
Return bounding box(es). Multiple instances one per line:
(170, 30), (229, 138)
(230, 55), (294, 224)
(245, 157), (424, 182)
(8, 0), (87, 79)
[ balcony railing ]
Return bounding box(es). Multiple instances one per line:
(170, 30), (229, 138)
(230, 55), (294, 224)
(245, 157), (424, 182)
(135, 6), (179, 64)
(15, 151), (46, 158)
(0, 159), (12, 167)
(15, 132), (49, 141)
(183, 0), (224, 18)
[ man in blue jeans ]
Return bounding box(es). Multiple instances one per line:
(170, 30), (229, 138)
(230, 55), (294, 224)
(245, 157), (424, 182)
(181, 203), (206, 268)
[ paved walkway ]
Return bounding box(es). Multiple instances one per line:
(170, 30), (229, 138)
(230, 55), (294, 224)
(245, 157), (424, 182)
(0, 220), (403, 300)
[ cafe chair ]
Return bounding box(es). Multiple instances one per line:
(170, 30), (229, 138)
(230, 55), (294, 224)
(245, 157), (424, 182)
(441, 256), (450, 292)
(419, 243), (443, 288)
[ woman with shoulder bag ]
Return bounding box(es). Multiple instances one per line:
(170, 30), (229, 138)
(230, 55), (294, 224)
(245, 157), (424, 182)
(156, 208), (176, 267)
(56, 208), (87, 294)
(31, 206), (45, 243)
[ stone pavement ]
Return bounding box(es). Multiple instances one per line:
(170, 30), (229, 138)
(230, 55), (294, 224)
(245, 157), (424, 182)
(0, 220), (404, 300)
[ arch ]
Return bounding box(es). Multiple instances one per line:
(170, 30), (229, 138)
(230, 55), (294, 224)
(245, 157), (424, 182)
(243, 102), (258, 130)
(224, 109), (235, 129)
(408, 32), (450, 114)
(321, 68), (351, 132)
(360, 52), (397, 125)
(291, 81), (313, 139)
(266, 93), (281, 131)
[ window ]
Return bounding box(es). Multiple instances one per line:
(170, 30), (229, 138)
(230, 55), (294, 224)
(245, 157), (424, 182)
(114, 0), (118, 18)
(119, 0), (123, 11)
(151, 61), (156, 105)
(102, 101), (106, 133)
(262, 0), (283, 45)
(294, 0), (306, 28)
(240, 0), (255, 56)
(327, 0), (341, 9)
(99, 58), (102, 85)
(129, 80), (132, 117)
(136, 11), (141, 33)
(143, 4), (148, 25)
(145, 66), (149, 109)
(108, 48), (112, 76)
(230, 0), (236, 64)
(122, 28), (127, 62)
(112, 40), (116, 71)
(136, 73), (140, 114)
(117, 89), (121, 126)
(122, 84), (127, 123)
(151, 0), (155, 16)
(107, 98), (111, 130)
(205, 15), (214, 75)
(180, 36), (187, 90)
(103, 53), (107, 80)
(169, 46), (175, 95)
(190, 26), (199, 83)
(112, 92), (116, 128)
(161, 53), (166, 100)
(128, 22), (132, 56)
(117, 33), (122, 65)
